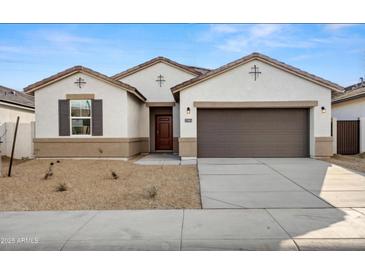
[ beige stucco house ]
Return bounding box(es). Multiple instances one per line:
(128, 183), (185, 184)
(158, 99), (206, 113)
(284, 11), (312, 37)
(24, 52), (343, 159)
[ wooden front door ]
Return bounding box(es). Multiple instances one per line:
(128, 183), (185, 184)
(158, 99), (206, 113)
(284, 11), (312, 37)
(155, 115), (173, 150)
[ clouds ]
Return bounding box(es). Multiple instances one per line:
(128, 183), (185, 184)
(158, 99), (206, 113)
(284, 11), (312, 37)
(208, 24), (313, 53)
(209, 24), (241, 34)
(199, 24), (364, 55)
(324, 24), (357, 32)
(249, 24), (282, 38)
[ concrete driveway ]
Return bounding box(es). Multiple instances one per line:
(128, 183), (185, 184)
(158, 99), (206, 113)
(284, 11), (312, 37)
(198, 158), (365, 209)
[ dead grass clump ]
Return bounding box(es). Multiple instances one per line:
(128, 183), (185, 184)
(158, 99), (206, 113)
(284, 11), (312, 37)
(111, 171), (119, 179)
(145, 185), (158, 199)
(55, 183), (68, 192)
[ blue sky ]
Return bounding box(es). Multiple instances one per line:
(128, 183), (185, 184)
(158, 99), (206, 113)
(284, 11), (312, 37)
(0, 24), (364, 90)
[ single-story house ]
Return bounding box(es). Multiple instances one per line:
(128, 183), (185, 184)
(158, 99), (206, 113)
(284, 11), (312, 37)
(24, 52), (343, 159)
(332, 82), (365, 153)
(0, 85), (35, 159)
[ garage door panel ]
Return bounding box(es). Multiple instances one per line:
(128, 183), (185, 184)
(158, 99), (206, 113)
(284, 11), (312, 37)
(197, 108), (309, 158)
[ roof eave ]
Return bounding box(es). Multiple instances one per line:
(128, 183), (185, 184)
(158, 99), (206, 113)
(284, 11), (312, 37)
(171, 54), (344, 94)
(24, 66), (146, 102)
(112, 57), (202, 80)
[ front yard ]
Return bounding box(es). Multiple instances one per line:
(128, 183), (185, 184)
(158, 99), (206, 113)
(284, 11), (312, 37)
(322, 153), (365, 173)
(0, 158), (201, 211)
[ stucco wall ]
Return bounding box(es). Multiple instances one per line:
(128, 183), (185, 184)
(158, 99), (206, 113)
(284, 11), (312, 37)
(0, 103), (34, 123)
(120, 62), (196, 102)
(127, 93), (148, 138)
(332, 97), (365, 120)
(35, 72), (131, 138)
(179, 60), (332, 157)
(0, 122), (35, 159)
(0, 104), (35, 159)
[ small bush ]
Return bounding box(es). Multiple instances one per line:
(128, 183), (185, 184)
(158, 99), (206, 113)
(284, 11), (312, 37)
(146, 185), (158, 199)
(56, 183), (68, 192)
(43, 164), (54, 180)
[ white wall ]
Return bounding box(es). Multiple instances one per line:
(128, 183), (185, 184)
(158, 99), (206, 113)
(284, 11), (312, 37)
(0, 103), (35, 159)
(35, 72), (133, 138)
(0, 122), (35, 159)
(179, 60), (332, 156)
(0, 103), (34, 124)
(127, 93), (149, 138)
(120, 62), (196, 102)
(332, 97), (365, 120)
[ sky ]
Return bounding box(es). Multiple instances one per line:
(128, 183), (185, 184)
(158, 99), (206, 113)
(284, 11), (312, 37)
(0, 23), (364, 90)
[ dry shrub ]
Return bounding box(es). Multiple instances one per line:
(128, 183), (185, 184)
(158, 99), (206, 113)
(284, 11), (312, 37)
(55, 183), (68, 192)
(145, 185), (158, 199)
(111, 171), (119, 179)
(43, 162), (54, 180)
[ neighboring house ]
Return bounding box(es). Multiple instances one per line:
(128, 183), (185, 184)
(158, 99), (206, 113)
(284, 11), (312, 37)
(332, 81), (365, 153)
(24, 52), (343, 159)
(0, 85), (35, 159)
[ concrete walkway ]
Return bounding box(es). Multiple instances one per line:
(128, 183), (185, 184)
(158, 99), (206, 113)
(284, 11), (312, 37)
(134, 153), (196, 165)
(198, 158), (365, 209)
(2, 208), (365, 250)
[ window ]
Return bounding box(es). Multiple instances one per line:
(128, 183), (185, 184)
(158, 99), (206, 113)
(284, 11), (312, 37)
(70, 100), (91, 135)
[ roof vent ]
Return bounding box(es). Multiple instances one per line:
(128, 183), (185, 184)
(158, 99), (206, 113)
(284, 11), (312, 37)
(361, 77), (364, 87)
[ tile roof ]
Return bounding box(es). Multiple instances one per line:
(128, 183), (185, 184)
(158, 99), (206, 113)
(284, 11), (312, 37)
(171, 52), (344, 94)
(23, 66), (146, 102)
(332, 85), (365, 104)
(0, 85), (34, 109)
(111, 56), (209, 80)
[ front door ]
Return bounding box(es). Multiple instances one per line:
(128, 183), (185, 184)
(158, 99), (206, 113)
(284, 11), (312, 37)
(155, 115), (173, 150)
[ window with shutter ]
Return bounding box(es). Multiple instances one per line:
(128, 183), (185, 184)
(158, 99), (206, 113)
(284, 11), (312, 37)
(70, 99), (92, 136)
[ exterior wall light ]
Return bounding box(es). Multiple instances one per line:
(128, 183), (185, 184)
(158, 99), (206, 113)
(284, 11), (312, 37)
(186, 107), (190, 115)
(321, 106), (326, 113)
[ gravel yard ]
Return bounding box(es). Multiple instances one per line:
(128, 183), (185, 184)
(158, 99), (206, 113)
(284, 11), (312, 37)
(322, 153), (365, 173)
(0, 157), (201, 211)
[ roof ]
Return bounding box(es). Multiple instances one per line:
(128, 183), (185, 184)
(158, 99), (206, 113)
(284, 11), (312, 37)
(0, 85), (34, 109)
(24, 66), (146, 102)
(171, 52), (344, 96)
(111, 56), (209, 80)
(345, 81), (365, 91)
(332, 85), (365, 104)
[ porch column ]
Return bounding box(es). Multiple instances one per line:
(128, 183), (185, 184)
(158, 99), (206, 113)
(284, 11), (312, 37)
(332, 117), (337, 155)
(360, 117), (365, 153)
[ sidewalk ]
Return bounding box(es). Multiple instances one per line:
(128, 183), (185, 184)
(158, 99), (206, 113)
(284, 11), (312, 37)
(1, 208), (365, 250)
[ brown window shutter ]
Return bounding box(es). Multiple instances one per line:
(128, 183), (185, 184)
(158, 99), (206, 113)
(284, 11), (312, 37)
(58, 100), (70, 136)
(92, 99), (103, 136)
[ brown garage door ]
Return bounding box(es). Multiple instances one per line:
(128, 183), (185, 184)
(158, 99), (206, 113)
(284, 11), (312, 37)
(197, 108), (309, 158)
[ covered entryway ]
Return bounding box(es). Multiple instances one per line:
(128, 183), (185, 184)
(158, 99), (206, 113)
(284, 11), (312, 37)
(149, 107), (173, 152)
(197, 108), (309, 158)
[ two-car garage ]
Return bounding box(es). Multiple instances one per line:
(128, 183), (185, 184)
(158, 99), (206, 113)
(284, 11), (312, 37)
(172, 53), (341, 159)
(197, 108), (310, 158)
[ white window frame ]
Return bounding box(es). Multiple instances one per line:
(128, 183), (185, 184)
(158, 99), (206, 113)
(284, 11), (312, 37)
(70, 99), (92, 137)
